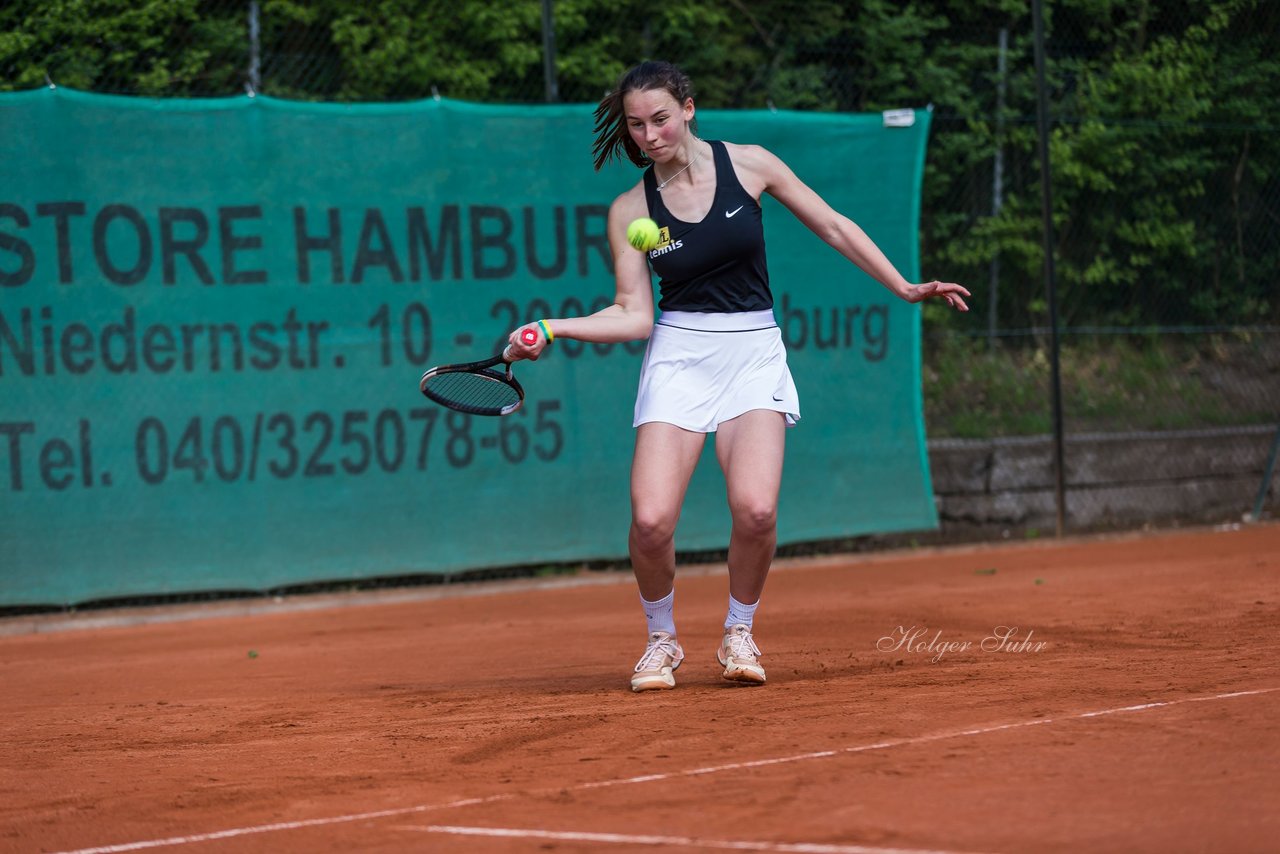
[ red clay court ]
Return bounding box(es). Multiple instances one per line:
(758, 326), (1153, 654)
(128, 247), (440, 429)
(2, 523), (1278, 853)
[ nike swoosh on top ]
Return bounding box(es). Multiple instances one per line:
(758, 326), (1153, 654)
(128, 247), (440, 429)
(725, 206), (744, 218)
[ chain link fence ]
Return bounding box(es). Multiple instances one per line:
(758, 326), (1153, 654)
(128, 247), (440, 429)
(4, 0), (1277, 534)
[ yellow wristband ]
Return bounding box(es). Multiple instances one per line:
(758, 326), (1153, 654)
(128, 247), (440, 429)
(537, 319), (554, 343)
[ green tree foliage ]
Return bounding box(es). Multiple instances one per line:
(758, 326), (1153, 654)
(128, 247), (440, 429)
(914, 0), (1280, 329)
(2, 0), (1275, 327)
(0, 0), (245, 94)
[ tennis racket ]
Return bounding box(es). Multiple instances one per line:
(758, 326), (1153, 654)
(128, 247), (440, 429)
(418, 328), (538, 416)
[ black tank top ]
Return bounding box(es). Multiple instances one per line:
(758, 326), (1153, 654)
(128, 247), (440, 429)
(642, 140), (772, 313)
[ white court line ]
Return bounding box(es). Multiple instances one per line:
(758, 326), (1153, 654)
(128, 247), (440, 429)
(51, 687), (1278, 854)
(51, 797), (513, 854)
(406, 824), (984, 854)
(575, 687), (1277, 790)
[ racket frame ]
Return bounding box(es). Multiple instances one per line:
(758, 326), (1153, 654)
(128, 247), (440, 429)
(417, 328), (537, 417)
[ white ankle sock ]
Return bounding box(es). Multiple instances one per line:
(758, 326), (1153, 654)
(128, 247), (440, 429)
(725, 594), (759, 630)
(640, 589), (676, 636)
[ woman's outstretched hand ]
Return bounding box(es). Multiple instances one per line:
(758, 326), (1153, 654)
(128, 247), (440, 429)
(904, 280), (971, 312)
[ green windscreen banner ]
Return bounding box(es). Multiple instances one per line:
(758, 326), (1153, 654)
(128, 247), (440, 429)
(0, 88), (936, 606)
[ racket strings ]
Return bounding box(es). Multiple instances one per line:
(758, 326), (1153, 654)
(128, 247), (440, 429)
(422, 370), (521, 414)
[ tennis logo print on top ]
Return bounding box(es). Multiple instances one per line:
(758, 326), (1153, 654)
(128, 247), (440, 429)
(648, 226), (683, 258)
(642, 140), (772, 314)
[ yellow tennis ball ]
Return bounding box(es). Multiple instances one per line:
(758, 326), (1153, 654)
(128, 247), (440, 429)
(626, 217), (660, 252)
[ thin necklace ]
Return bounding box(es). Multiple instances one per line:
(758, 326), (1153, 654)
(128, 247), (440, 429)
(655, 139), (703, 192)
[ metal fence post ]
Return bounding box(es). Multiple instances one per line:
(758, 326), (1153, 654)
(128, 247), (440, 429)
(1252, 424), (1280, 521)
(247, 1), (261, 95)
(1033, 0), (1067, 536)
(541, 0), (559, 103)
(988, 27), (1008, 352)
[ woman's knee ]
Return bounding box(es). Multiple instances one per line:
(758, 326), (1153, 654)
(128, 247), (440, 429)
(731, 499), (777, 539)
(631, 506), (679, 550)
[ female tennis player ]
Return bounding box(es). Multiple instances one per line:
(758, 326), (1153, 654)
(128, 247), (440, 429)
(508, 60), (969, 692)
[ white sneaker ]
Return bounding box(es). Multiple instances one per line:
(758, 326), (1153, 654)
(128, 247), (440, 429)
(717, 624), (766, 684)
(631, 631), (684, 692)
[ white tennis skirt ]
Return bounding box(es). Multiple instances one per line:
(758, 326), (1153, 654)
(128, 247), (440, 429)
(633, 310), (801, 432)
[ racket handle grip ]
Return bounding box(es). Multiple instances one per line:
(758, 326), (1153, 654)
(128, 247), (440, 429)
(503, 327), (540, 362)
